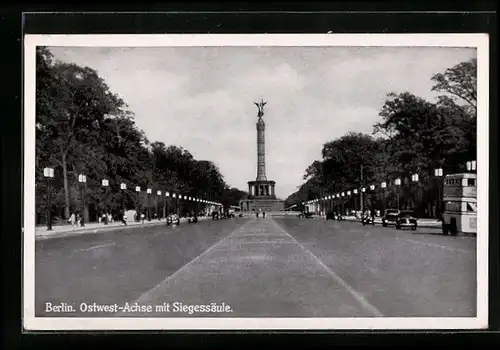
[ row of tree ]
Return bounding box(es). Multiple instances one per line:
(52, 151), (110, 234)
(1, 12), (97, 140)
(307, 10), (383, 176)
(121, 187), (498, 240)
(285, 58), (477, 217)
(35, 47), (246, 224)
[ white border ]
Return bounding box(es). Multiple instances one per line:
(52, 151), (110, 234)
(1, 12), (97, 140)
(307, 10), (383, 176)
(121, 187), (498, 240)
(23, 33), (489, 331)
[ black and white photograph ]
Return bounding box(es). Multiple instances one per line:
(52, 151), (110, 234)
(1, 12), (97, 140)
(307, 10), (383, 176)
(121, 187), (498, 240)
(23, 34), (489, 330)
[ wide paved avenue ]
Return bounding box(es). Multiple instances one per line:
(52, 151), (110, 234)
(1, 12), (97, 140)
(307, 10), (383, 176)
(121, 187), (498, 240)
(35, 216), (476, 318)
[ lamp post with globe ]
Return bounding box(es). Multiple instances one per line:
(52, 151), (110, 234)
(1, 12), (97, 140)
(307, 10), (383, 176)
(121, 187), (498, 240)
(43, 167), (55, 231)
(78, 173), (87, 227)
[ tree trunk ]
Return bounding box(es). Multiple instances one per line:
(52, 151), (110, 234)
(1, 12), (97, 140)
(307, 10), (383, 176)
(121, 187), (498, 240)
(84, 204), (89, 223)
(62, 151), (70, 219)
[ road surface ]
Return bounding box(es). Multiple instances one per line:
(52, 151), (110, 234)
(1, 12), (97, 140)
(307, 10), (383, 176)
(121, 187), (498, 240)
(35, 216), (476, 318)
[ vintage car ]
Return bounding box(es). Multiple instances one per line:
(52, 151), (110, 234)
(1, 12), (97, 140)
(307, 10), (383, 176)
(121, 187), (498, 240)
(166, 213), (180, 226)
(395, 210), (418, 231)
(382, 209), (400, 227)
(361, 213), (375, 225)
(298, 211), (313, 218)
(187, 214), (198, 224)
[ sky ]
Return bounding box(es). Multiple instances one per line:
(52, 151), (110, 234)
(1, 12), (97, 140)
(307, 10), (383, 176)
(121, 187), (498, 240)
(48, 45), (476, 199)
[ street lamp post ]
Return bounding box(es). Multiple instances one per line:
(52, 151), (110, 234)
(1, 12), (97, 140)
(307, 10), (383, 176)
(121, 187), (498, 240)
(78, 173), (87, 227)
(120, 183), (127, 212)
(395, 178), (401, 210)
(102, 179), (109, 224)
(434, 168), (443, 217)
(411, 173), (419, 211)
(381, 182), (387, 213)
(172, 193), (178, 215)
(361, 187), (366, 213)
(353, 189), (358, 212)
(43, 167), (54, 231)
(135, 186), (141, 221)
(369, 185), (375, 210)
(165, 192), (170, 218)
(147, 188), (152, 221)
(341, 192), (345, 216)
(157, 190), (162, 220)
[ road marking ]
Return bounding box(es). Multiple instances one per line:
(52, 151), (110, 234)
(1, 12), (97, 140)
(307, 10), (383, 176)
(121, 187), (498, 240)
(404, 239), (472, 254)
(236, 233), (286, 237)
(239, 240), (295, 245)
(78, 242), (116, 252)
(116, 219), (255, 313)
(272, 219), (384, 317)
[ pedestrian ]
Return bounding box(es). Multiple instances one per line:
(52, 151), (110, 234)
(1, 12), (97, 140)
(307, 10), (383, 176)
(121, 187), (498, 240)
(80, 212), (85, 227)
(263, 211), (266, 218)
(141, 212), (145, 224)
(68, 212), (75, 226)
(121, 211), (127, 226)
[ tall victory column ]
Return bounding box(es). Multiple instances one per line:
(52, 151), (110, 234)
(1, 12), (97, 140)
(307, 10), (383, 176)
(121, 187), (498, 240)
(255, 100), (267, 182)
(240, 100), (284, 213)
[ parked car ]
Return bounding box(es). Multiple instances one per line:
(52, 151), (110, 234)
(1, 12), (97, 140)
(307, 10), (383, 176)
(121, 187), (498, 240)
(361, 214), (375, 225)
(298, 212), (313, 218)
(382, 209), (400, 227)
(166, 213), (180, 226)
(187, 214), (198, 224)
(326, 211), (335, 220)
(395, 211), (418, 231)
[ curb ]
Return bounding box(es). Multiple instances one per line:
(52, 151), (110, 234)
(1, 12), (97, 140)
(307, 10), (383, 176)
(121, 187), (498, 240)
(35, 216), (214, 241)
(309, 216), (441, 229)
(35, 221), (167, 241)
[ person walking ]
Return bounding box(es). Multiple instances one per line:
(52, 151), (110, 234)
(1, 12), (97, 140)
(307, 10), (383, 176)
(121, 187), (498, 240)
(68, 212), (76, 226)
(79, 212), (85, 227)
(121, 211), (127, 225)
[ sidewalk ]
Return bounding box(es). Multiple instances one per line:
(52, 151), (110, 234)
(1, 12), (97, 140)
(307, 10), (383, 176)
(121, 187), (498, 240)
(34, 216), (210, 241)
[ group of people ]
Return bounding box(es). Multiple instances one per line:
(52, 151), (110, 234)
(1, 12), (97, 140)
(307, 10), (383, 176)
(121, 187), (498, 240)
(98, 212), (113, 225)
(255, 209), (266, 218)
(64, 209), (183, 228)
(67, 212), (85, 227)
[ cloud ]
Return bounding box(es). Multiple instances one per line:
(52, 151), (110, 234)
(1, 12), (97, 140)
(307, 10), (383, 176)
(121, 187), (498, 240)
(48, 45), (476, 198)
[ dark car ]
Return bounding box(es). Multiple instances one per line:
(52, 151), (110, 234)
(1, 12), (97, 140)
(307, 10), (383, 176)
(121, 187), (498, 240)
(326, 211), (335, 220)
(166, 213), (180, 226)
(361, 214), (375, 225)
(381, 209), (400, 227)
(187, 213), (198, 223)
(298, 212), (313, 218)
(395, 211), (418, 231)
